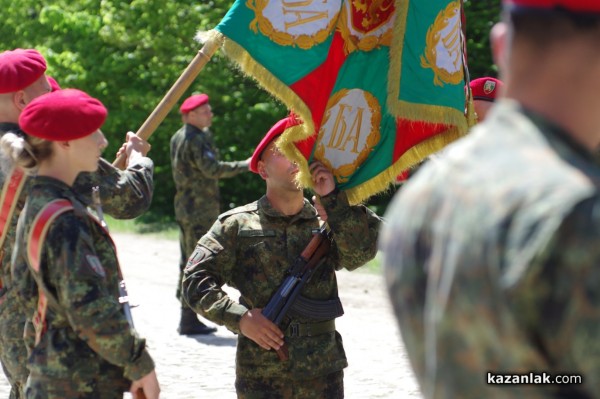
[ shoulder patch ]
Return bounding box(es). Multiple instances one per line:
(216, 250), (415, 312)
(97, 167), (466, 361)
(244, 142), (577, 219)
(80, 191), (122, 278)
(203, 149), (216, 161)
(218, 201), (259, 221)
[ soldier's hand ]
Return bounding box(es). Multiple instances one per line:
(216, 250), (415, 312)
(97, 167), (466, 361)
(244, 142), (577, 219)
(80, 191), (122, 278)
(123, 131), (151, 167)
(130, 370), (160, 399)
(310, 161), (335, 197)
(312, 195), (328, 221)
(239, 308), (284, 351)
(115, 142), (128, 160)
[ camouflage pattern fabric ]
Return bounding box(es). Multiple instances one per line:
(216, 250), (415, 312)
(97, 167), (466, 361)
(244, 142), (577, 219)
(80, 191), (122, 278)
(182, 189), (380, 390)
(170, 124), (248, 299)
(236, 370), (344, 399)
(12, 176), (154, 397)
(74, 156), (154, 220)
(0, 123), (31, 398)
(0, 121), (155, 399)
(381, 100), (600, 399)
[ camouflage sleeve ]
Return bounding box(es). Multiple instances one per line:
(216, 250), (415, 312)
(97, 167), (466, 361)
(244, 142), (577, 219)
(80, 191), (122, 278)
(73, 157), (154, 219)
(189, 136), (249, 179)
(182, 219), (249, 334)
(45, 214), (154, 381)
(510, 196), (600, 395)
(319, 189), (381, 271)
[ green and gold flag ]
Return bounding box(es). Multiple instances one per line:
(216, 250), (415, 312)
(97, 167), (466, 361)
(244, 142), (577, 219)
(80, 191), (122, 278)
(211, 0), (470, 204)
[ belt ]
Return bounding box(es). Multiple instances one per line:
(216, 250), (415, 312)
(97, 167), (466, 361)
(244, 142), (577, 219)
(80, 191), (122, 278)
(285, 319), (335, 338)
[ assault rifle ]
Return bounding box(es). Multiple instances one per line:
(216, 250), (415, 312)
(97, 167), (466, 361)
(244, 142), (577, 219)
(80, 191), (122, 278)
(262, 225), (333, 361)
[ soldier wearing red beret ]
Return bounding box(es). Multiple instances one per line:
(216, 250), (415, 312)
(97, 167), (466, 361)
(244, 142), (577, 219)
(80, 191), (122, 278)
(2, 89), (160, 398)
(470, 77), (504, 122)
(0, 49), (155, 398)
(383, 1), (600, 398)
(183, 116), (381, 397)
(170, 93), (250, 335)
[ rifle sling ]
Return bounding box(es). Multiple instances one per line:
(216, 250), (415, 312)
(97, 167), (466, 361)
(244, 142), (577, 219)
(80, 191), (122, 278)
(288, 294), (344, 321)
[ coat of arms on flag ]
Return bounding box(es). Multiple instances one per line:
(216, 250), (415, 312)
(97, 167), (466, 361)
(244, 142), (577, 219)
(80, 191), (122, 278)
(207, 0), (472, 204)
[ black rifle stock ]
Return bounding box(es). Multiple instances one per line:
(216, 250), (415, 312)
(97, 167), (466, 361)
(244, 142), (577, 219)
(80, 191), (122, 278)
(262, 226), (332, 361)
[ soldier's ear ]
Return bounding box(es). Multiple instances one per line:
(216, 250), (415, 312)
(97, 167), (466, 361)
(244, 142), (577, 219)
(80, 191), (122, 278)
(13, 91), (27, 111)
(257, 160), (268, 180)
(56, 141), (71, 150)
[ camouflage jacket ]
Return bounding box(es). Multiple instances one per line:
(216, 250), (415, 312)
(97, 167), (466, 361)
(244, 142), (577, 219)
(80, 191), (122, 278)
(12, 176), (154, 382)
(183, 190), (380, 380)
(381, 100), (600, 399)
(0, 122), (153, 311)
(170, 124), (248, 226)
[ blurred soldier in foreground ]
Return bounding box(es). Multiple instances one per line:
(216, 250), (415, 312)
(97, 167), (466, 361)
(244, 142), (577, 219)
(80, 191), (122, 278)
(170, 93), (249, 335)
(182, 116), (380, 397)
(381, 1), (600, 398)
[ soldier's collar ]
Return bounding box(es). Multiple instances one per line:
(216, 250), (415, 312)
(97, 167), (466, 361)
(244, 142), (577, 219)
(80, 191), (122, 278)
(258, 196), (317, 220)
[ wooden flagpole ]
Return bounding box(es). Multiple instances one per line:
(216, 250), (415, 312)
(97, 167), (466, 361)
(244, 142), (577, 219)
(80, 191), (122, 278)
(113, 35), (222, 169)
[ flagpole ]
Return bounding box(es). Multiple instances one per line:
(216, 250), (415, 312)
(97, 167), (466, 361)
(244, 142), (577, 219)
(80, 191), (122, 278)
(113, 34), (223, 169)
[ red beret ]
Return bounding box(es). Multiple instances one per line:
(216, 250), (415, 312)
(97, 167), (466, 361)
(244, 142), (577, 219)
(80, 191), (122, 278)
(19, 89), (107, 141)
(503, 0), (600, 13)
(250, 115), (303, 173)
(470, 77), (503, 102)
(47, 76), (61, 92)
(0, 49), (47, 94)
(180, 93), (209, 114)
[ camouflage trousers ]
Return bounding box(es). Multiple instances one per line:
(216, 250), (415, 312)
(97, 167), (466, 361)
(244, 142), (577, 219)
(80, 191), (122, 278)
(0, 290), (29, 399)
(176, 222), (212, 303)
(235, 370), (344, 399)
(25, 373), (129, 399)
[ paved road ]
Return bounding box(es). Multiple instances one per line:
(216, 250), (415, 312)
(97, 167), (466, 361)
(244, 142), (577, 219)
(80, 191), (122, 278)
(0, 232), (422, 398)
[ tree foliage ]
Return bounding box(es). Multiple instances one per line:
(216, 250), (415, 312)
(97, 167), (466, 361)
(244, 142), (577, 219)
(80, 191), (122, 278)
(1, 0), (501, 221)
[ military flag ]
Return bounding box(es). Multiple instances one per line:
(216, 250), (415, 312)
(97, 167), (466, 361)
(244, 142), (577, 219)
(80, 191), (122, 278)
(211, 0), (470, 204)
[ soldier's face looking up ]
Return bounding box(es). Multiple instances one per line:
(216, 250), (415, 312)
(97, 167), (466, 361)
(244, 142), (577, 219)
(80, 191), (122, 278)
(258, 141), (301, 192)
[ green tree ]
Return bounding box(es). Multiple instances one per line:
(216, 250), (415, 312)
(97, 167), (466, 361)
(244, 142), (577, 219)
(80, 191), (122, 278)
(464, 0), (502, 78)
(1, 0), (284, 223)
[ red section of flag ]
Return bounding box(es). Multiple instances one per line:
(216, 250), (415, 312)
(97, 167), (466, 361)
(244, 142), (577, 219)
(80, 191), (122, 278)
(289, 33), (348, 131)
(393, 119), (450, 163)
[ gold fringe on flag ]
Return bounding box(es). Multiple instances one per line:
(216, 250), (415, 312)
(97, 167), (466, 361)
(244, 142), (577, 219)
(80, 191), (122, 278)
(216, 31), (330, 199)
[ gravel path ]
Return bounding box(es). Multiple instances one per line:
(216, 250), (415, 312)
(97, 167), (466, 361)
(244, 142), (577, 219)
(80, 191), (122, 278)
(0, 232), (422, 399)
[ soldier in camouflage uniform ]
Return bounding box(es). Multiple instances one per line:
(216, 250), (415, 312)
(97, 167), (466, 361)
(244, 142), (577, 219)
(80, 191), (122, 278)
(183, 116), (381, 398)
(381, 1), (600, 398)
(0, 49), (154, 399)
(170, 93), (249, 335)
(5, 89), (159, 398)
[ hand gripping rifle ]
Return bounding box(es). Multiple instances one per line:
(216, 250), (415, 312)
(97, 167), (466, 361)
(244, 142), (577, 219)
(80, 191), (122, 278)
(261, 225), (333, 361)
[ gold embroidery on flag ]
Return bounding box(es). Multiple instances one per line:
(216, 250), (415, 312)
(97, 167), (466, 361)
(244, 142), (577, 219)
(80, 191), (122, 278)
(315, 89), (381, 183)
(247, 0), (341, 49)
(337, 0), (395, 54)
(420, 1), (463, 87)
